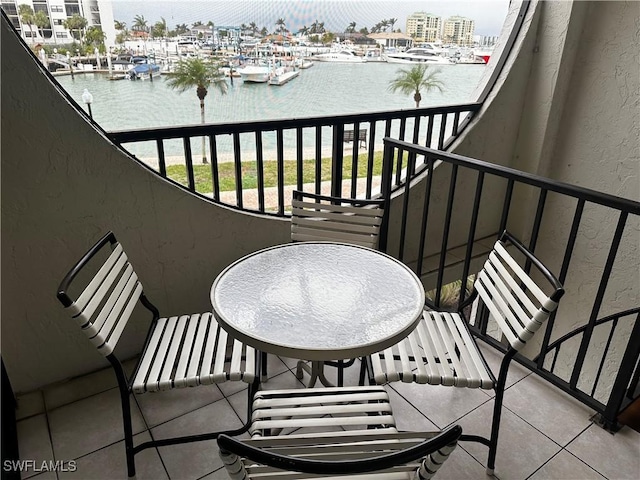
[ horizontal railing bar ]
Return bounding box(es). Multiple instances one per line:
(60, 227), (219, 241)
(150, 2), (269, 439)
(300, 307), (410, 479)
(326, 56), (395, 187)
(535, 307), (640, 359)
(384, 139), (640, 214)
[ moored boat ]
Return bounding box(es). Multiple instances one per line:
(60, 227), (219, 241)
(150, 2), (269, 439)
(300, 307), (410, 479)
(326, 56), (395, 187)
(127, 62), (160, 80)
(384, 47), (454, 65)
(313, 50), (366, 63)
(236, 64), (271, 83)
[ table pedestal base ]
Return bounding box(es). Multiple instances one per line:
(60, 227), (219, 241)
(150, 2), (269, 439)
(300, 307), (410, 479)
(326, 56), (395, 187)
(296, 360), (334, 387)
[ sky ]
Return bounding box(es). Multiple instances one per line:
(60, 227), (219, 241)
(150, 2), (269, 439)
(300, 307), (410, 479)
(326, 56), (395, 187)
(110, 0), (511, 37)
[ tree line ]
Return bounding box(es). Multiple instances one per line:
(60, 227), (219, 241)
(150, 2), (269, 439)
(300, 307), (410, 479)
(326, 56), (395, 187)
(114, 15), (403, 43)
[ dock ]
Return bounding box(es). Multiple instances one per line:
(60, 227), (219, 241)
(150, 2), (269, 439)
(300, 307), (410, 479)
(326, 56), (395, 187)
(268, 69), (300, 86)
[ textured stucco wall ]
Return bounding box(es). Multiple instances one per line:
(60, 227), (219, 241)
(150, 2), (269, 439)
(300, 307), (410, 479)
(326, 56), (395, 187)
(523, 0), (639, 395)
(1, 17), (290, 393)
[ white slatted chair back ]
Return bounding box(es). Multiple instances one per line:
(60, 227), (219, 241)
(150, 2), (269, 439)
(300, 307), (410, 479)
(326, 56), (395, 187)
(62, 239), (141, 356)
(218, 386), (461, 479)
(474, 235), (564, 351)
(219, 432), (459, 479)
(291, 190), (385, 250)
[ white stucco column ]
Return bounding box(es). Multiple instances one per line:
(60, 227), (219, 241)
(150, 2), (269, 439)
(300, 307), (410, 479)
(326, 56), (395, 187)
(512, 0), (590, 178)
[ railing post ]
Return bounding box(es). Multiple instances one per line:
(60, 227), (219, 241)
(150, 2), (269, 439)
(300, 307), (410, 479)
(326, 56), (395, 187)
(378, 138), (395, 253)
(183, 137), (195, 191)
(331, 124), (345, 198)
(599, 310), (640, 430)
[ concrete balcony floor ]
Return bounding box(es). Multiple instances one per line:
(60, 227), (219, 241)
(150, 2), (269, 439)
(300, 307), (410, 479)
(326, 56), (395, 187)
(14, 344), (640, 480)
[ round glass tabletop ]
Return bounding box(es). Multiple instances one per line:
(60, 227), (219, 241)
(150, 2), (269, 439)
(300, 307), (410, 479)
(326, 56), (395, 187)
(211, 242), (425, 360)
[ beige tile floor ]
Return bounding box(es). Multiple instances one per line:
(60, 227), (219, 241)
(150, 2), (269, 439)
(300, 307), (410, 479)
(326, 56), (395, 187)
(13, 352), (640, 480)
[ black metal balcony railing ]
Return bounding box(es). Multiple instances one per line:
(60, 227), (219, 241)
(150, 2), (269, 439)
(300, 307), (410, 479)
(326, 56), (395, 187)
(103, 0), (640, 432)
(108, 103), (481, 215)
(380, 138), (640, 432)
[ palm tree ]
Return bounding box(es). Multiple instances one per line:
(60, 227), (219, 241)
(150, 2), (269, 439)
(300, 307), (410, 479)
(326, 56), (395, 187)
(345, 21), (356, 33)
(18, 4), (36, 43)
(175, 23), (188, 36)
(132, 15), (148, 33)
(34, 10), (50, 42)
(64, 14), (88, 45)
(152, 18), (167, 39)
(389, 18), (398, 31)
(132, 15), (149, 52)
(85, 25), (106, 51)
(321, 32), (335, 45)
(165, 58), (228, 164)
(387, 64), (443, 108)
(275, 18), (286, 34)
(114, 20), (126, 31)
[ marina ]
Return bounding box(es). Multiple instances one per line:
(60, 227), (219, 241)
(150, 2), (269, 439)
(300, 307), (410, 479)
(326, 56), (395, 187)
(55, 60), (486, 159)
(56, 61), (485, 129)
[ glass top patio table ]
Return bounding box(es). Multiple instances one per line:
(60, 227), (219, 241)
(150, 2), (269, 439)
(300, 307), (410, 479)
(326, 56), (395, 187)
(210, 242), (425, 361)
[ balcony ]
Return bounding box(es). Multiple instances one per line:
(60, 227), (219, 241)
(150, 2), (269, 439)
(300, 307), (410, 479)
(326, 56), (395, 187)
(13, 352), (640, 479)
(2, 1), (639, 479)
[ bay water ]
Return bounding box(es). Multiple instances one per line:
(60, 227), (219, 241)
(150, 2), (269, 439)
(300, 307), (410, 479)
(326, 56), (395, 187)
(55, 62), (486, 159)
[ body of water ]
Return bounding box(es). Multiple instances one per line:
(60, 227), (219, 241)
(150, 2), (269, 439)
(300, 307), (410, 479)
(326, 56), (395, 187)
(55, 61), (486, 161)
(56, 61), (486, 130)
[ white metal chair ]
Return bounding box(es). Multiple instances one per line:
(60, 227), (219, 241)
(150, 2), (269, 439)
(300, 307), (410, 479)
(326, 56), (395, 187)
(56, 231), (260, 478)
(362, 231), (565, 475)
(218, 385), (462, 479)
(290, 189), (387, 387)
(291, 189), (386, 249)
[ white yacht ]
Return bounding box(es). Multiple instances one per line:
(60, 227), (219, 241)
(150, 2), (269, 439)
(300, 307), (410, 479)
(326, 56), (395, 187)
(236, 64), (271, 83)
(313, 50), (367, 63)
(384, 46), (454, 65)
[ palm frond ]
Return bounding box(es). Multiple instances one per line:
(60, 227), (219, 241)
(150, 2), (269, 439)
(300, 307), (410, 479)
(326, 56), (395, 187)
(165, 58), (227, 95)
(387, 64), (443, 96)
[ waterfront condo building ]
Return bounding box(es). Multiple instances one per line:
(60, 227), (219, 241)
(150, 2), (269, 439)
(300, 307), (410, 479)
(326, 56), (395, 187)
(443, 15), (475, 45)
(405, 12), (442, 43)
(1, 0), (115, 46)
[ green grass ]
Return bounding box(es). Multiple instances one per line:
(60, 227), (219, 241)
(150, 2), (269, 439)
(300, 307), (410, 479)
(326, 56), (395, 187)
(166, 152), (387, 193)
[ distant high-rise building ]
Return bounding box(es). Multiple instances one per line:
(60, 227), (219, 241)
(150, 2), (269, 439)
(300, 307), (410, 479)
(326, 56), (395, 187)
(476, 35), (499, 47)
(405, 12), (442, 43)
(443, 15), (475, 45)
(1, 0), (116, 46)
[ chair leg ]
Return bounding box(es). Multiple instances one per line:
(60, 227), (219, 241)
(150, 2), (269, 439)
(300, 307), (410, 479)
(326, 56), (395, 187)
(359, 356), (374, 386)
(485, 387), (504, 476)
(108, 357), (137, 478)
(122, 394), (136, 478)
(261, 351), (268, 382)
(337, 360), (344, 387)
(486, 350), (517, 476)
